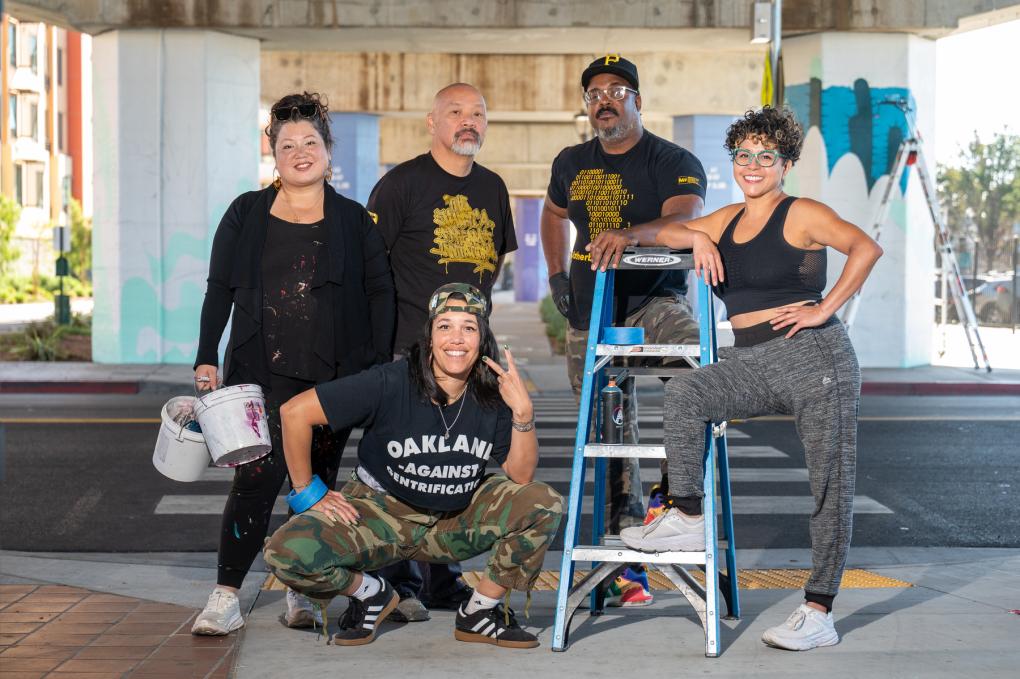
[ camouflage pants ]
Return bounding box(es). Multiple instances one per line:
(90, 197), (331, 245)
(264, 475), (563, 601)
(566, 293), (700, 531)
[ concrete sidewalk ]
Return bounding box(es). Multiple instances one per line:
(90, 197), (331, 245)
(3, 548), (1018, 677)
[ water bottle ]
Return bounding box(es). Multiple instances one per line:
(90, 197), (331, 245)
(601, 377), (623, 444)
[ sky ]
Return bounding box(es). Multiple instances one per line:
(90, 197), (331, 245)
(935, 19), (1018, 166)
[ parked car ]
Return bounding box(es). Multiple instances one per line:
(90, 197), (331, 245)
(974, 276), (1020, 325)
(934, 274), (990, 323)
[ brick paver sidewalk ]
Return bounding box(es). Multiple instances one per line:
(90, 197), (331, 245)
(0, 584), (238, 678)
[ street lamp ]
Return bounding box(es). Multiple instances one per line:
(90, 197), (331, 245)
(574, 110), (591, 143)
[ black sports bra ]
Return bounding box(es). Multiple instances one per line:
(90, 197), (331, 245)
(714, 197), (826, 317)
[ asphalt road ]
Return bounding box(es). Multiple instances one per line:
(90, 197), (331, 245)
(1, 387), (1018, 553)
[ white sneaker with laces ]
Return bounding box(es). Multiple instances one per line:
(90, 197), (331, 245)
(761, 603), (839, 650)
(192, 588), (244, 636)
(619, 507), (706, 552)
(283, 589), (324, 629)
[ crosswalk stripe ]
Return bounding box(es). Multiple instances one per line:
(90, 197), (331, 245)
(154, 492), (891, 516)
(580, 495), (892, 515)
(197, 465), (810, 484)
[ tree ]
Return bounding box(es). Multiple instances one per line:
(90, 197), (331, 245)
(68, 198), (92, 282)
(0, 193), (21, 276)
(937, 131), (1020, 271)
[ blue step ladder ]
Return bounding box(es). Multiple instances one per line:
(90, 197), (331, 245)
(550, 248), (740, 658)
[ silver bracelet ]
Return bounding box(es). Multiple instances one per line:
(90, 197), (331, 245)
(511, 418), (535, 432)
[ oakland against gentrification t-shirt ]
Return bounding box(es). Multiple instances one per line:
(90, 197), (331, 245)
(315, 360), (512, 511)
(547, 131), (707, 331)
(367, 153), (517, 353)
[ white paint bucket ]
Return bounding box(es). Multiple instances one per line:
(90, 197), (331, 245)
(194, 384), (272, 467)
(153, 396), (211, 482)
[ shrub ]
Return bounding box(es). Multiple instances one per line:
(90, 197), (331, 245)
(539, 295), (567, 355)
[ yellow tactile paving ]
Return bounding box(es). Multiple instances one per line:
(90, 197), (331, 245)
(263, 568), (911, 592)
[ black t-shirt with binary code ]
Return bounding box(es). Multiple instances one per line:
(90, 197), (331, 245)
(547, 131), (707, 331)
(315, 360), (512, 511)
(367, 153), (517, 354)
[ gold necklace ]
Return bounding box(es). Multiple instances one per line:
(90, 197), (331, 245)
(279, 187), (321, 224)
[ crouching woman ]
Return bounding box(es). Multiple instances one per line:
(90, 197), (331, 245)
(264, 283), (562, 649)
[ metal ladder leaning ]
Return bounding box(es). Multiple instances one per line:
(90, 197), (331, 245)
(550, 247), (740, 658)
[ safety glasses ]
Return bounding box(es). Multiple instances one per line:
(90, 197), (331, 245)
(428, 283), (489, 318)
(583, 85), (639, 106)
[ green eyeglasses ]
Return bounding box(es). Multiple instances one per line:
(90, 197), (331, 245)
(428, 283), (489, 318)
(731, 148), (785, 167)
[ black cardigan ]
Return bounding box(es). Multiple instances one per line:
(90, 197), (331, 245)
(194, 183), (395, 387)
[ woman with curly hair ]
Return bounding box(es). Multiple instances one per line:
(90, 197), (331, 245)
(586, 106), (883, 651)
(191, 92), (395, 635)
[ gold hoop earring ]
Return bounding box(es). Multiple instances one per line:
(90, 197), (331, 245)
(272, 168), (282, 190)
(325, 165), (333, 182)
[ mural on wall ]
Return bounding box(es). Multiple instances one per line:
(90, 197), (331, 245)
(785, 77), (915, 193)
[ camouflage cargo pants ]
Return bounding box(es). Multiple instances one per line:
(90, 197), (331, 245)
(566, 293), (700, 531)
(264, 475), (563, 601)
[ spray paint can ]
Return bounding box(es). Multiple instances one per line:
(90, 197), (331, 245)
(601, 376), (624, 444)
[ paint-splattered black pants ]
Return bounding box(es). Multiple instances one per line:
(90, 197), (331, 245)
(217, 374), (349, 589)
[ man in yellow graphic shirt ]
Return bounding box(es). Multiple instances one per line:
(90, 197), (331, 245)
(366, 82), (517, 622)
(540, 54), (707, 607)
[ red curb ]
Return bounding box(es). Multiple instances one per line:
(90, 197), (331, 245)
(0, 381), (140, 394)
(861, 382), (1020, 396)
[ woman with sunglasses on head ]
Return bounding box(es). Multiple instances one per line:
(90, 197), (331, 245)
(587, 107), (883, 651)
(191, 92), (395, 635)
(263, 283), (563, 649)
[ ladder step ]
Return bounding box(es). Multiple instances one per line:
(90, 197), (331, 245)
(571, 538), (707, 566)
(585, 444), (665, 458)
(596, 343), (701, 357)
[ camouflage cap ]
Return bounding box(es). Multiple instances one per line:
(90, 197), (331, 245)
(428, 283), (490, 318)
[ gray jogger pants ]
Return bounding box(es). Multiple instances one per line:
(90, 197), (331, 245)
(663, 319), (861, 598)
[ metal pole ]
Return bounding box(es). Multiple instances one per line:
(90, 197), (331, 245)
(1012, 233), (1018, 333)
(770, 0), (782, 108)
(971, 240), (979, 312)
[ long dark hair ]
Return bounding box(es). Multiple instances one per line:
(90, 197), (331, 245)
(407, 312), (501, 410)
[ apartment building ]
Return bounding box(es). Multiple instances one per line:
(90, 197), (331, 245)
(1, 15), (91, 278)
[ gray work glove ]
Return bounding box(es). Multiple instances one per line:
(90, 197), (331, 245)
(549, 272), (571, 318)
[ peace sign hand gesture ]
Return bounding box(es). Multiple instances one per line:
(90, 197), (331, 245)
(482, 347), (534, 423)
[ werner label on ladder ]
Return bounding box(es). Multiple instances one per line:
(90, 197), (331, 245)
(551, 247), (740, 658)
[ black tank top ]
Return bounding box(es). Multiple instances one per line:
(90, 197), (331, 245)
(715, 196), (826, 317)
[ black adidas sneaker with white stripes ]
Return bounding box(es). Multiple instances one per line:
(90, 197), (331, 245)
(454, 602), (539, 649)
(332, 578), (399, 646)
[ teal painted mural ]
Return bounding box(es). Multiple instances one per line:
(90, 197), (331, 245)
(785, 77), (914, 193)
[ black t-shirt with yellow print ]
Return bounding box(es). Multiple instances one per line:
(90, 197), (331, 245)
(367, 153), (517, 353)
(547, 131), (707, 331)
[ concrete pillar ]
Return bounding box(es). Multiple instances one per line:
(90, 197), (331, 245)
(673, 115), (743, 213)
(783, 32), (935, 367)
(512, 197), (547, 303)
(327, 112), (379, 206)
(91, 30), (260, 363)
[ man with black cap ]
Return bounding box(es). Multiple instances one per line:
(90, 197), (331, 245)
(540, 54), (706, 605)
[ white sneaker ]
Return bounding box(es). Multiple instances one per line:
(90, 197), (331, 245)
(619, 508), (706, 552)
(191, 588), (244, 636)
(283, 589), (324, 629)
(761, 604), (839, 650)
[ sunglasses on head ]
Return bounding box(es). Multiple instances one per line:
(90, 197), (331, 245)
(271, 103), (321, 122)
